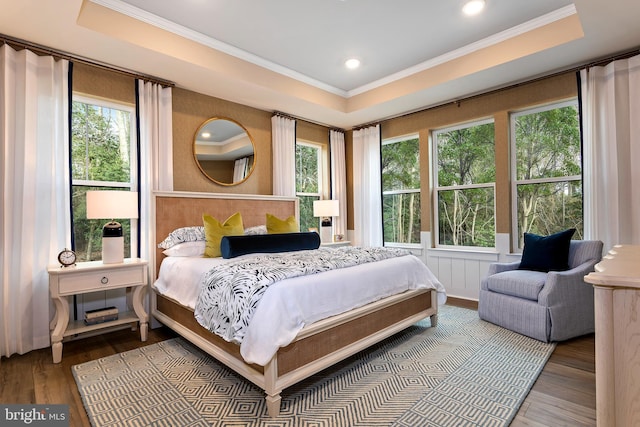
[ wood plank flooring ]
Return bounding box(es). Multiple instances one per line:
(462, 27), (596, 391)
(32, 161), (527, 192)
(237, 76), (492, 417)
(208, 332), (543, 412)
(0, 299), (595, 426)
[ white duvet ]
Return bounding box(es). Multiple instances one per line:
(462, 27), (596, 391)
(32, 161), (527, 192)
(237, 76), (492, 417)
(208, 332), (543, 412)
(153, 251), (446, 366)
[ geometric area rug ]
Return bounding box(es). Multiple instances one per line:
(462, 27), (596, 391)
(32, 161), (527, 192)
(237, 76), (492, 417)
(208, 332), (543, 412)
(72, 305), (555, 427)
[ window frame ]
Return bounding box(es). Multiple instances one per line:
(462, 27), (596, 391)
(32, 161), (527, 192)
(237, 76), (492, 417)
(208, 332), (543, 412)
(432, 118), (497, 250)
(71, 93), (139, 260)
(509, 99), (582, 252)
(381, 133), (421, 246)
(295, 139), (327, 231)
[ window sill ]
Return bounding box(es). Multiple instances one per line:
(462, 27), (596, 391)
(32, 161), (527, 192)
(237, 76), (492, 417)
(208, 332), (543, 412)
(427, 247), (500, 261)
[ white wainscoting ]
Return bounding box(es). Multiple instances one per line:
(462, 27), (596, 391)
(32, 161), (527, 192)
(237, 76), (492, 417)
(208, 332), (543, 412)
(421, 232), (521, 301)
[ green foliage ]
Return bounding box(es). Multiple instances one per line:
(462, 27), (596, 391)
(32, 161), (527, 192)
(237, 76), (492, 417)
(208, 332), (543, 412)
(72, 102), (130, 182)
(437, 123), (495, 186)
(438, 188), (495, 247)
(296, 143), (321, 231)
(516, 182), (583, 247)
(515, 105), (583, 246)
(382, 138), (421, 243)
(515, 106), (581, 180)
(382, 138), (420, 190)
(298, 195), (320, 232)
(296, 144), (319, 194)
(71, 101), (133, 261)
(383, 192), (420, 243)
(436, 123), (495, 247)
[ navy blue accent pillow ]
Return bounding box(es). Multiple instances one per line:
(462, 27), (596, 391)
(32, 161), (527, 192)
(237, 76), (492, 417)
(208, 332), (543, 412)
(518, 228), (576, 272)
(220, 232), (321, 259)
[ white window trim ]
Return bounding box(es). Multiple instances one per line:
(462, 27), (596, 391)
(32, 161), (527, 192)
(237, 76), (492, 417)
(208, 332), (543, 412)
(381, 133), (421, 245)
(72, 94), (138, 189)
(509, 99), (581, 252)
(295, 139), (325, 199)
(71, 94), (138, 257)
(432, 120), (496, 249)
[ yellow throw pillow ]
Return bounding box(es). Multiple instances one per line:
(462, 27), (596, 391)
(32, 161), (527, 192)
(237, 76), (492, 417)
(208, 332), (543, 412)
(266, 213), (299, 234)
(203, 212), (244, 257)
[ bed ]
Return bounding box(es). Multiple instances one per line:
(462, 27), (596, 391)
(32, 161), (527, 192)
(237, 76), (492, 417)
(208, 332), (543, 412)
(151, 191), (445, 417)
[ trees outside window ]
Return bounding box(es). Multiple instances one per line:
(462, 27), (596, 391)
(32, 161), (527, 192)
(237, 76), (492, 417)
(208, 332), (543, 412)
(382, 135), (420, 244)
(433, 120), (496, 247)
(296, 141), (323, 232)
(71, 95), (137, 262)
(511, 101), (582, 249)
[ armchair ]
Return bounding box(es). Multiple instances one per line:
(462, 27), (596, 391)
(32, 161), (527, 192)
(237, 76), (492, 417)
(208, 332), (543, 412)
(478, 240), (603, 342)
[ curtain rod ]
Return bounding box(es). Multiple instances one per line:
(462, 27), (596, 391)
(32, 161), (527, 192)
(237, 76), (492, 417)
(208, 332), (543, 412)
(273, 111), (296, 121)
(352, 122), (380, 132)
(0, 33), (175, 87)
(273, 110), (346, 132)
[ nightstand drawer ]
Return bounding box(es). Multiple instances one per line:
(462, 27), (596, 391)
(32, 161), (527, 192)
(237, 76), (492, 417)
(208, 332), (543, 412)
(58, 266), (144, 294)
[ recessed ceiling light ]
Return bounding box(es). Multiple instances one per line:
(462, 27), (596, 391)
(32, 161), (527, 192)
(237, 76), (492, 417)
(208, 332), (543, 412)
(345, 58), (361, 70)
(201, 132), (211, 138)
(462, 0), (485, 16)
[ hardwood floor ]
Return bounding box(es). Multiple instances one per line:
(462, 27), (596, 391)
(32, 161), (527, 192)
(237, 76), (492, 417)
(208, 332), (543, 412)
(0, 300), (595, 426)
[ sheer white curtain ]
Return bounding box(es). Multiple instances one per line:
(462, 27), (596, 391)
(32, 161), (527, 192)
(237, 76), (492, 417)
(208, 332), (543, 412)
(330, 130), (347, 237)
(581, 55), (640, 250)
(137, 80), (173, 274)
(352, 125), (383, 247)
(233, 157), (249, 183)
(1, 45), (70, 357)
(272, 115), (296, 197)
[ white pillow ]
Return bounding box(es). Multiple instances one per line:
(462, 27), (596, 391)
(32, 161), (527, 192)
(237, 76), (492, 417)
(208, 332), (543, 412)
(244, 225), (268, 235)
(158, 226), (205, 249)
(162, 241), (206, 257)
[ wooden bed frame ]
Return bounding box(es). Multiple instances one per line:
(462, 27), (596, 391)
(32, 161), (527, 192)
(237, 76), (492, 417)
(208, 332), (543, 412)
(151, 191), (439, 417)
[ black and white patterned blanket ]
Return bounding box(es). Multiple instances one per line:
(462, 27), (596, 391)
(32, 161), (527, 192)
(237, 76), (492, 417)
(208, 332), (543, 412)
(194, 246), (410, 344)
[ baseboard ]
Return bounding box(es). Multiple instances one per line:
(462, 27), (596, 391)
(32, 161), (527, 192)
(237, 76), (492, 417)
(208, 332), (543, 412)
(445, 296), (478, 310)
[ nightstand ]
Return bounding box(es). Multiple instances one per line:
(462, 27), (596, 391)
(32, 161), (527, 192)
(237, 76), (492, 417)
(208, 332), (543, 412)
(48, 258), (148, 363)
(321, 240), (351, 248)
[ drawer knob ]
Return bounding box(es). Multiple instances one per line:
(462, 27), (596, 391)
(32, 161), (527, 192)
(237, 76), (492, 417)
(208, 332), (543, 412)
(101, 276), (109, 285)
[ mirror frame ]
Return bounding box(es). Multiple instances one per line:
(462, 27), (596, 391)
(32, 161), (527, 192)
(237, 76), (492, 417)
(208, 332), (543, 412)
(193, 117), (256, 186)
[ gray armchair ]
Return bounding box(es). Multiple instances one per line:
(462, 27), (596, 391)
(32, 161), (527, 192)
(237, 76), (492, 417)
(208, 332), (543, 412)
(478, 240), (603, 342)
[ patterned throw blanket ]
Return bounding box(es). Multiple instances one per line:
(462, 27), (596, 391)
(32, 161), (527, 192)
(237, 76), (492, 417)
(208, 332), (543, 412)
(194, 246), (410, 344)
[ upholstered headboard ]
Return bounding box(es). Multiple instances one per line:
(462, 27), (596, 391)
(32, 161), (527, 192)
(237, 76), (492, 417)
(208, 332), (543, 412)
(153, 191), (298, 278)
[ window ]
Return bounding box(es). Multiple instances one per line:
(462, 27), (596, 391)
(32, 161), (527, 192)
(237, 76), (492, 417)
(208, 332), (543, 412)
(382, 135), (420, 244)
(295, 141), (324, 232)
(433, 120), (496, 247)
(511, 100), (582, 249)
(71, 95), (137, 262)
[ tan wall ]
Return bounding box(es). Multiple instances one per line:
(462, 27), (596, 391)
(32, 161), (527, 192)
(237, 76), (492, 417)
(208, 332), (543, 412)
(72, 62), (135, 104)
(172, 87), (273, 194)
(297, 120), (329, 146)
(357, 71), (579, 234)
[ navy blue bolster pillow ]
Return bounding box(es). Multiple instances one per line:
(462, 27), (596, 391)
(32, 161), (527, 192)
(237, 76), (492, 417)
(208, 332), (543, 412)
(221, 232), (321, 259)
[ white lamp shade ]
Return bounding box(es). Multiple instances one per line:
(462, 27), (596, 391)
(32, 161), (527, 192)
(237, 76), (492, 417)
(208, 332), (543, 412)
(86, 191), (139, 219)
(313, 200), (339, 217)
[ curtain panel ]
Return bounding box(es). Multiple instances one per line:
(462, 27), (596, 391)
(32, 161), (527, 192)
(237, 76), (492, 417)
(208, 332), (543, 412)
(1, 45), (70, 357)
(330, 130), (347, 237)
(271, 115), (296, 197)
(580, 55), (640, 250)
(137, 80), (173, 275)
(352, 125), (383, 247)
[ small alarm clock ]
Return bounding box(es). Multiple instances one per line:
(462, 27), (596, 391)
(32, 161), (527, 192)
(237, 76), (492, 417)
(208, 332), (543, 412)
(58, 248), (77, 267)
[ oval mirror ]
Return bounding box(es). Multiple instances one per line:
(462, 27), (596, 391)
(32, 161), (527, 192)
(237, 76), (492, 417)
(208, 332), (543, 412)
(193, 117), (256, 185)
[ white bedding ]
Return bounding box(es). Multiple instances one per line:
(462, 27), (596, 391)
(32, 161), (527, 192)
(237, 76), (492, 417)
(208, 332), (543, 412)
(153, 251), (446, 366)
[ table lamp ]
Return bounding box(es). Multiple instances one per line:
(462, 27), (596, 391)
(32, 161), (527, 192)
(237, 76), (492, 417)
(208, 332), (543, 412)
(313, 199), (339, 244)
(86, 190), (138, 264)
